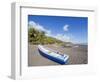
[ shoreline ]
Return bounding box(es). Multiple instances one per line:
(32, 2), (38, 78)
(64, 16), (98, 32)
(28, 44), (88, 66)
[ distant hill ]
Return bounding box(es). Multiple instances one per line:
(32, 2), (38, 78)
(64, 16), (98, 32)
(28, 27), (64, 45)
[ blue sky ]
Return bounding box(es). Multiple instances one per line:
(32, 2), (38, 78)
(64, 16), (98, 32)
(28, 15), (88, 44)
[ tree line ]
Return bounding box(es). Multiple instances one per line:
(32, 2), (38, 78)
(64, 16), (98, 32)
(28, 27), (63, 45)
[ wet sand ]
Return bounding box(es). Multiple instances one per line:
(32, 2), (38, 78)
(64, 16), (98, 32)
(28, 44), (88, 66)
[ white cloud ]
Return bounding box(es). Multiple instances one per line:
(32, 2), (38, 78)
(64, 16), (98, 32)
(28, 21), (37, 27)
(45, 30), (51, 36)
(28, 21), (72, 42)
(54, 34), (71, 42)
(47, 33), (72, 42)
(63, 24), (69, 31)
(28, 21), (51, 35)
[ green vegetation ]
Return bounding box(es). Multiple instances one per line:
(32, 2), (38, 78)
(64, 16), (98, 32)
(28, 27), (63, 45)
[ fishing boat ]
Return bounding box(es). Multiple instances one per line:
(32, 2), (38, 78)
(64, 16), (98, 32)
(38, 45), (69, 65)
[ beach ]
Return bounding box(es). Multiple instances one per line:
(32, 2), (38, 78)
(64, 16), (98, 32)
(28, 44), (88, 66)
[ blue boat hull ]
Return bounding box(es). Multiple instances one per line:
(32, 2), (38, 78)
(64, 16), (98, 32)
(38, 48), (68, 65)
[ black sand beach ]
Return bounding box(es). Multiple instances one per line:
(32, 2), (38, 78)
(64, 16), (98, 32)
(28, 44), (88, 66)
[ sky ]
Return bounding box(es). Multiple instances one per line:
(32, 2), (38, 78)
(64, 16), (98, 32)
(28, 15), (88, 44)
